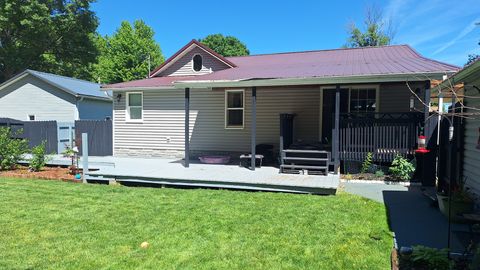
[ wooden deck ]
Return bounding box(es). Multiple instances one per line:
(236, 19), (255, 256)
(85, 157), (339, 195)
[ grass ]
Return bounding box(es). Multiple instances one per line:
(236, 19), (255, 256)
(0, 178), (392, 269)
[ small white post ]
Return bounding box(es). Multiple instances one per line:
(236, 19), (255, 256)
(82, 133), (88, 184)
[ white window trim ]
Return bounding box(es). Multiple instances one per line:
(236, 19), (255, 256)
(126, 92), (143, 122)
(191, 53), (203, 73)
(225, 89), (245, 129)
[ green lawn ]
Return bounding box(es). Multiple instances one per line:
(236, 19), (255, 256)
(0, 178), (392, 269)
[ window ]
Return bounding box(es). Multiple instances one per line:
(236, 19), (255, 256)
(127, 92), (143, 121)
(192, 54), (203, 72)
(349, 88), (377, 112)
(28, 115), (35, 121)
(225, 90), (244, 128)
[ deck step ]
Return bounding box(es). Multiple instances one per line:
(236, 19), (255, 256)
(283, 157), (328, 162)
(282, 149), (329, 154)
(281, 164), (328, 170)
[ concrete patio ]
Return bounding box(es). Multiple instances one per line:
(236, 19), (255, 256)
(343, 182), (472, 254)
(75, 156), (340, 195)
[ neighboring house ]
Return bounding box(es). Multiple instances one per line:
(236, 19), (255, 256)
(102, 40), (459, 173)
(436, 60), (480, 197)
(0, 69), (112, 122)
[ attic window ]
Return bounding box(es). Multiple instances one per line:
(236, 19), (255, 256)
(193, 54), (202, 72)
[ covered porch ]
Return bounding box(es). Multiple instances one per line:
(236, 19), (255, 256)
(182, 81), (431, 175)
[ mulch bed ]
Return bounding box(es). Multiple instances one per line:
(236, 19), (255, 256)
(341, 173), (398, 181)
(0, 166), (81, 182)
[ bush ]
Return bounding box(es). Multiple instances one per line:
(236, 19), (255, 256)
(0, 127), (29, 170)
(400, 246), (452, 270)
(29, 141), (51, 172)
(374, 170), (385, 178)
(389, 155), (415, 181)
(361, 152), (373, 173)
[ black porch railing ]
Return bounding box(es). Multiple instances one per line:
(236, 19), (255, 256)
(338, 112), (423, 162)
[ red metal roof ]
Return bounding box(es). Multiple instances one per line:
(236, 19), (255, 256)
(103, 44), (460, 89)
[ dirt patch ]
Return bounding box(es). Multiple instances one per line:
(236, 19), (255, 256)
(0, 166), (81, 182)
(341, 173), (399, 181)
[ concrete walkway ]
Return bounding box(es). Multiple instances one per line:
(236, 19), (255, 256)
(343, 181), (470, 253)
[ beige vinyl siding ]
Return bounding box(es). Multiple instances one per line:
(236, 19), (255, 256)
(159, 47), (231, 77)
(379, 82), (425, 112)
(113, 86), (319, 156)
(463, 76), (480, 196)
(0, 75), (76, 121)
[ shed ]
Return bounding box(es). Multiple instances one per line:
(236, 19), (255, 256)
(0, 69), (112, 122)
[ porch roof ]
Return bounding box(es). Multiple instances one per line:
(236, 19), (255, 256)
(103, 44), (460, 90)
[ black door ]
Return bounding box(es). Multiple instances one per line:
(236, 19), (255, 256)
(322, 88), (349, 143)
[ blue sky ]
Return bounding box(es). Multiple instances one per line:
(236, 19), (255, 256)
(92, 0), (480, 66)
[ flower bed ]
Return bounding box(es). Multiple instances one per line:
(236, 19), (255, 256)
(0, 166), (80, 182)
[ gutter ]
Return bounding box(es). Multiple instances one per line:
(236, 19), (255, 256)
(77, 94), (112, 101)
(100, 86), (175, 91)
(172, 72), (455, 89)
(99, 71), (455, 91)
(433, 60), (480, 92)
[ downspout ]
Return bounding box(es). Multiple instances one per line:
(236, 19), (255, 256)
(75, 96), (85, 121)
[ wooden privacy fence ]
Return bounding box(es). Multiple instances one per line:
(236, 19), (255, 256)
(338, 112), (423, 162)
(75, 119), (112, 156)
(0, 118), (112, 155)
(0, 118), (58, 153)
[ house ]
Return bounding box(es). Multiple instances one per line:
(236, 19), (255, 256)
(102, 40), (459, 174)
(0, 69), (112, 122)
(435, 60), (480, 198)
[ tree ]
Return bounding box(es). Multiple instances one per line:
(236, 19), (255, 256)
(466, 54), (480, 66)
(345, 5), (395, 48)
(0, 0), (99, 82)
(465, 39), (479, 66)
(198, 34), (249, 57)
(93, 20), (164, 84)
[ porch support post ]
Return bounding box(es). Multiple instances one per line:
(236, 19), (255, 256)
(184, 87), (190, 168)
(424, 80), (431, 143)
(251, 86), (257, 170)
(333, 85), (341, 174)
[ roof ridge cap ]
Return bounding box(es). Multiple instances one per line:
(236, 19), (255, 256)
(28, 69), (99, 85)
(226, 44), (410, 59)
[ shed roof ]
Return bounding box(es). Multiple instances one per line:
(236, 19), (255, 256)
(103, 43), (460, 89)
(0, 70), (111, 100)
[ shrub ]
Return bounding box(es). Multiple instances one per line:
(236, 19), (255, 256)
(389, 155), (415, 181)
(374, 170), (385, 178)
(361, 152), (373, 173)
(400, 246), (452, 270)
(29, 141), (51, 172)
(0, 127), (29, 170)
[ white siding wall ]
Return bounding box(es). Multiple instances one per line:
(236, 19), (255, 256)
(463, 77), (480, 196)
(159, 47), (231, 77)
(0, 76), (76, 121)
(113, 86), (320, 157)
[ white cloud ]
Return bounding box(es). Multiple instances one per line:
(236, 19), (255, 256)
(432, 18), (480, 55)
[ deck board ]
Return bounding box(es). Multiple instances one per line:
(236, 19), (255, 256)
(86, 157), (339, 195)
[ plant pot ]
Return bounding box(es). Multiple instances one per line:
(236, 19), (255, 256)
(437, 193), (474, 223)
